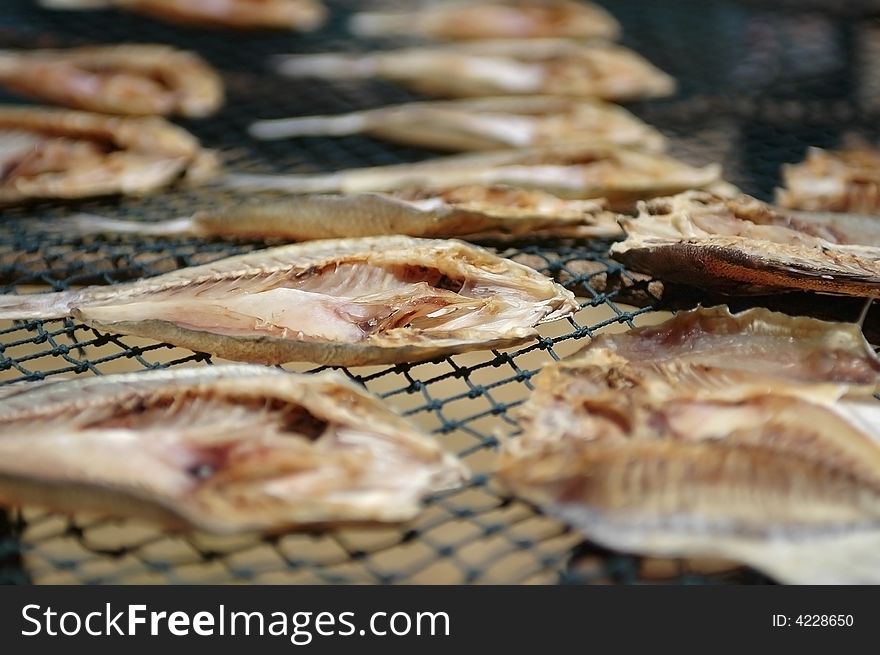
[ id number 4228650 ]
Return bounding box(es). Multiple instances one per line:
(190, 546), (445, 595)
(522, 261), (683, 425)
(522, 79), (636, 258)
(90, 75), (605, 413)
(772, 614), (854, 628)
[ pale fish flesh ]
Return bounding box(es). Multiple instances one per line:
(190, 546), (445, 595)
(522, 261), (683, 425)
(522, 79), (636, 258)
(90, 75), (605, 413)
(225, 144), (730, 211)
(274, 39), (676, 101)
(350, 0), (621, 41)
(39, 0), (327, 30)
(66, 185), (624, 241)
(610, 191), (880, 296)
(778, 145), (880, 214)
(0, 106), (216, 203)
(0, 236), (578, 365)
(0, 366), (467, 533)
(250, 96), (666, 153)
(0, 44), (223, 117)
(499, 306), (880, 583)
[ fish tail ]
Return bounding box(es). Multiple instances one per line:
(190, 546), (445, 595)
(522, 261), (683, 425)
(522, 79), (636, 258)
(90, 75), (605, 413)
(273, 53), (378, 79)
(37, 0), (113, 9)
(0, 291), (75, 320)
(249, 112), (368, 140)
(64, 213), (194, 237)
(222, 172), (344, 194)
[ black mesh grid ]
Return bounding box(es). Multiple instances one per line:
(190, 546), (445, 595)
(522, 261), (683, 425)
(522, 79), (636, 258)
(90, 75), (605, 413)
(0, 0), (876, 585)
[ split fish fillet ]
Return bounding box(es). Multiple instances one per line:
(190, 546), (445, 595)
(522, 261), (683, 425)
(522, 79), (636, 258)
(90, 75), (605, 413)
(499, 306), (880, 583)
(0, 106), (215, 203)
(611, 191), (880, 296)
(66, 185), (624, 241)
(0, 44), (223, 117)
(225, 144), (730, 211)
(0, 236), (578, 365)
(778, 145), (880, 214)
(0, 366), (467, 533)
(250, 96), (666, 153)
(39, 0), (327, 30)
(350, 0), (621, 41)
(274, 39), (676, 101)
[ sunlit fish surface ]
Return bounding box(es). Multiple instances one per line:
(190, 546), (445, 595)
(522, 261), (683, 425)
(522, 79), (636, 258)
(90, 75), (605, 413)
(778, 146), (880, 215)
(274, 39), (675, 101)
(250, 96), (665, 153)
(0, 106), (215, 203)
(350, 0), (621, 41)
(0, 237), (578, 365)
(610, 191), (880, 296)
(67, 185), (624, 241)
(0, 366), (467, 533)
(0, 44), (223, 117)
(39, 0), (327, 30)
(499, 306), (880, 583)
(226, 144), (728, 211)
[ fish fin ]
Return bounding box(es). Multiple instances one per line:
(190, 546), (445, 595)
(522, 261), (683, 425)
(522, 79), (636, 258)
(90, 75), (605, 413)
(37, 0), (113, 9)
(552, 504), (880, 584)
(63, 213), (195, 237)
(273, 53), (377, 79)
(857, 297), (874, 329)
(725, 530), (880, 584)
(222, 172), (344, 194)
(249, 112), (368, 140)
(0, 291), (74, 320)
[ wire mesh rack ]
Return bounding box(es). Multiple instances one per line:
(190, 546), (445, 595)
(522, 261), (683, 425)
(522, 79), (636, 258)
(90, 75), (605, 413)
(2, 0), (879, 585)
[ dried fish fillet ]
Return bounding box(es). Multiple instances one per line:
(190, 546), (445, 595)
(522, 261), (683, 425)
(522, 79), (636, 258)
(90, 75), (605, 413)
(274, 39), (675, 101)
(0, 106), (215, 203)
(226, 145), (729, 211)
(611, 191), (880, 296)
(250, 96), (666, 153)
(350, 0), (621, 41)
(0, 237), (578, 365)
(500, 306), (880, 583)
(778, 146), (880, 214)
(0, 45), (223, 117)
(66, 186), (623, 241)
(0, 366), (467, 533)
(40, 0), (327, 30)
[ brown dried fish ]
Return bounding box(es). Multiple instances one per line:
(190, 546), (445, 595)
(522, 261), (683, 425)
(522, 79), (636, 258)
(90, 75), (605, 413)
(0, 45), (223, 117)
(499, 306), (880, 583)
(0, 106), (215, 203)
(0, 366), (467, 533)
(40, 0), (327, 30)
(274, 39), (675, 101)
(0, 237), (578, 365)
(226, 145), (729, 211)
(350, 0), (621, 41)
(611, 191), (880, 296)
(778, 146), (880, 214)
(250, 96), (666, 153)
(66, 185), (624, 241)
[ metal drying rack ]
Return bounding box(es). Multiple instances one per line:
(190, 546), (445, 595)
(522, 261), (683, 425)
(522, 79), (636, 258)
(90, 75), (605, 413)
(2, 0), (879, 584)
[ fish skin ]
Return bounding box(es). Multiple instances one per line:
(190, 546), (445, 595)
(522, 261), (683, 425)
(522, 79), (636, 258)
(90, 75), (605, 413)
(39, 0), (327, 31)
(66, 185), (624, 241)
(349, 0), (621, 42)
(499, 306), (880, 583)
(274, 39), (675, 101)
(0, 106), (215, 203)
(250, 96), (666, 153)
(778, 146), (880, 214)
(0, 366), (467, 533)
(610, 191), (880, 296)
(0, 236), (578, 366)
(225, 144), (730, 211)
(0, 44), (223, 117)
